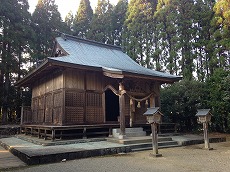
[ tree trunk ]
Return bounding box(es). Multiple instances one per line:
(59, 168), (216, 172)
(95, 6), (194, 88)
(16, 49), (22, 121)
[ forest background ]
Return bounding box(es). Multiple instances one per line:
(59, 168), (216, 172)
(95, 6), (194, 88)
(0, 0), (229, 132)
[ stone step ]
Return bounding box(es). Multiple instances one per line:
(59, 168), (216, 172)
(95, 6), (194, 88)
(158, 133), (181, 137)
(112, 127), (145, 132)
(112, 128), (146, 138)
(129, 140), (179, 152)
(107, 136), (173, 145)
(132, 144), (180, 152)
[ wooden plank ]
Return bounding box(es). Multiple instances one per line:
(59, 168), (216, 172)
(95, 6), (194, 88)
(86, 72), (102, 91)
(53, 72), (63, 90)
(45, 93), (53, 123)
(53, 90), (63, 125)
(65, 69), (84, 89)
(102, 92), (106, 123)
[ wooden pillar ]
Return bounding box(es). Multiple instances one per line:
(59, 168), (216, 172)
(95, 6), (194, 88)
(150, 122), (162, 157)
(62, 88), (66, 125)
(203, 122), (212, 150)
(152, 123), (158, 154)
(119, 82), (126, 139)
(150, 95), (155, 108)
(129, 99), (135, 127)
(150, 94), (163, 134)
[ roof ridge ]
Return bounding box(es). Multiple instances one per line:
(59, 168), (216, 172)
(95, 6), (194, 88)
(59, 33), (122, 51)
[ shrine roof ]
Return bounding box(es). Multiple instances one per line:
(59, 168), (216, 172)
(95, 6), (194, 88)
(16, 34), (182, 87)
(49, 34), (182, 81)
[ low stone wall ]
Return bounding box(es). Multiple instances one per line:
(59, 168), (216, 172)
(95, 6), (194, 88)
(178, 137), (226, 146)
(0, 141), (132, 165)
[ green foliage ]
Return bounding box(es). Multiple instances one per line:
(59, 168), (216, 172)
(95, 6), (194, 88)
(65, 11), (74, 32)
(161, 80), (207, 132)
(88, 0), (114, 43)
(161, 69), (230, 133)
(206, 69), (230, 132)
(112, 0), (128, 46)
(0, 0), (32, 123)
(211, 0), (230, 72)
(123, 0), (156, 68)
(213, 0), (230, 28)
(154, 0), (180, 74)
(73, 0), (93, 38)
(1, 0), (230, 130)
(31, 0), (65, 64)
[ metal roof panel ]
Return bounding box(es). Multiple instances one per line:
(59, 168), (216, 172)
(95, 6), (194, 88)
(49, 36), (182, 80)
(195, 109), (211, 116)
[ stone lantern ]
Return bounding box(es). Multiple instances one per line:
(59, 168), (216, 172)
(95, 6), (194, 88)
(195, 109), (213, 150)
(143, 107), (163, 157)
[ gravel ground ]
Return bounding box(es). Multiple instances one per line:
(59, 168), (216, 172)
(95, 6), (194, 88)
(6, 140), (230, 172)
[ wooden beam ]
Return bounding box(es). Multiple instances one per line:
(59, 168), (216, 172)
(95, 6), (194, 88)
(123, 72), (181, 83)
(103, 72), (124, 79)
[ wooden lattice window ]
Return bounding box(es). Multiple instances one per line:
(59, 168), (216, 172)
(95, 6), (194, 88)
(65, 92), (84, 107)
(65, 91), (84, 124)
(86, 92), (103, 123)
(66, 107), (84, 123)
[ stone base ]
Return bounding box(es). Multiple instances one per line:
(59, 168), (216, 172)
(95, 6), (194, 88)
(112, 128), (146, 138)
(118, 135), (127, 140)
(149, 153), (162, 157)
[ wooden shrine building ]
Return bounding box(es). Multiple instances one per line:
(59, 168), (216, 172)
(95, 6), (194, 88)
(16, 34), (182, 140)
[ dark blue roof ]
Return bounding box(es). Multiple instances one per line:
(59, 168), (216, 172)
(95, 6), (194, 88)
(49, 35), (182, 81)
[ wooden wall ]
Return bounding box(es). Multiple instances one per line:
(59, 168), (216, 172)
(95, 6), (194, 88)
(28, 67), (161, 126)
(64, 70), (84, 89)
(124, 79), (161, 124)
(63, 69), (104, 125)
(32, 72), (63, 97)
(30, 71), (64, 125)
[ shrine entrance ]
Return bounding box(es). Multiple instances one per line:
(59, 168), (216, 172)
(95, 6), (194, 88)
(105, 89), (119, 122)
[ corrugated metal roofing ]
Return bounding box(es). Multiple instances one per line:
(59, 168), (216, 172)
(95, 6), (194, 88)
(49, 35), (182, 80)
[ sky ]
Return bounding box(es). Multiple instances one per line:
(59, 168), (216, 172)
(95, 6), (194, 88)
(28, 0), (119, 19)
